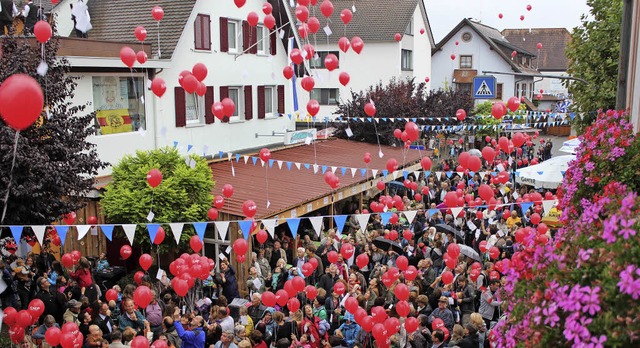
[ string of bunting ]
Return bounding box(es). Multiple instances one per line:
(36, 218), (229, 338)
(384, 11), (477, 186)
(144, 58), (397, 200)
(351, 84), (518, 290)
(291, 111), (578, 123)
(0, 199), (558, 247)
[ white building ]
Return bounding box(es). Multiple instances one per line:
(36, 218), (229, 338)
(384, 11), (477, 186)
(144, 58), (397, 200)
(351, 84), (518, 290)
(286, 0), (434, 119)
(431, 19), (538, 106)
(51, 0), (301, 176)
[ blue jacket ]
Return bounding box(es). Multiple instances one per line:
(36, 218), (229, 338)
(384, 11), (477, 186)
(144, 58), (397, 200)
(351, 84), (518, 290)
(174, 321), (206, 348)
(337, 321), (361, 348)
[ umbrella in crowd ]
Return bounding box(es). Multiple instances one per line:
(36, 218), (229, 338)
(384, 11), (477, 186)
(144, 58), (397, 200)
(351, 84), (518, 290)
(434, 223), (465, 243)
(458, 244), (482, 262)
(515, 155), (576, 189)
(372, 236), (404, 254)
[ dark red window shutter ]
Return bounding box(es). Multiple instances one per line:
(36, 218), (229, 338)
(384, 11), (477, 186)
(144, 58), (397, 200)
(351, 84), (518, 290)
(244, 85), (253, 120)
(270, 29), (277, 55)
(219, 86), (229, 123)
(257, 86), (265, 119)
(219, 17), (229, 52)
(174, 87), (186, 127)
(242, 21), (250, 52)
(277, 85), (285, 116)
(250, 26), (258, 54)
(194, 14), (211, 50)
(205, 86), (215, 124)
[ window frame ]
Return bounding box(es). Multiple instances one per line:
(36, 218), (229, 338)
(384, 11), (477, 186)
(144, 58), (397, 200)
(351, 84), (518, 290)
(264, 85), (276, 116)
(310, 88), (340, 106)
(227, 86), (244, 122)
(401, 49), (413, 71)
(227, 19), (241, 53)
(256, 25), (270, 55)
(310, 51), (340, 69)
(459, 55), (473, 69)
(496, 83), (503, 100)
(185, 92), (206, 126)
(405, 18), (414, 35)
(91, 74), (147, 136)
(194, 13), (211, 51)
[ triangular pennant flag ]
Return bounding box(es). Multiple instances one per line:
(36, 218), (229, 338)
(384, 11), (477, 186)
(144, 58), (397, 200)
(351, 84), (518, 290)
(382, 169), (389, 177)
(169, 223), (184, 244)
(360, 168), (367, 177)
(479, 172), (487, 180)
(334, 215), (348, 234)
(392, 171), (400, 179)
(427, 209), (440, 217)
(193, 222), (207, 241)
(519, 202), (534, 214)
(56, 226), (69, 245)
(403, 210), (417, 224)
(341, 167), (347, 176)
(295, 162), (301, 170)
(308, 216), (324, 238)
(251, 157), (258, 165)
(403, 171), (409, 180)
(236, 154), (241, 162)
(262, 219), (276, 238)
(101, 225), (114, 241)
(350, 168), (357, 177)
(436, 171), (442, 178)
(147, 223), (160, 243)
(321, 165), (328, 174)
(380, 212), (392, 225)
(450, 207), (464, 219)
(238, 220), (253, 240)
(424, 171), (431, 177)
(356, 213), (371, 233)
(277, 160), (283, 169)
(9, 226), (22, 243)
(76, 225), (91, 240)
(218, 151), (224, 159)
(243, 155), (249, 164)
(31, 226), (46, 246)
(286, 218), (301, 239)
(446, 171), (453, 178)
(331, 166), (337, 173)
(215, 221), (230, 240)
(122, 224), (136, 245)
(372, 169), (379, 177)
(542, 200), (556, 216)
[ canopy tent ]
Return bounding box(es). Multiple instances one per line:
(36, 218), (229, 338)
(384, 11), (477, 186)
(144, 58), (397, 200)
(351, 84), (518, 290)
(559, 138), (580, 154)
(515, 155), (576, 189)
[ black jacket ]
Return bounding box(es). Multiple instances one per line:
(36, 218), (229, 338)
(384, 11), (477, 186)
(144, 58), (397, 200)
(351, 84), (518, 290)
(35, 288), (67, 325)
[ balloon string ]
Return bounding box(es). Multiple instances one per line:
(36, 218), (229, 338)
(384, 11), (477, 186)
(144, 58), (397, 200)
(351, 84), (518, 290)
(156, 21), (161, 58)
(265, 164), (269, 210)
(371, 114), (382, 160)
(1, 131), (20, 225)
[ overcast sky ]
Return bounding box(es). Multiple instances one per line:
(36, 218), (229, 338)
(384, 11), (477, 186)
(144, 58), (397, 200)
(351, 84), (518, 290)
(425, 0), (592, 42)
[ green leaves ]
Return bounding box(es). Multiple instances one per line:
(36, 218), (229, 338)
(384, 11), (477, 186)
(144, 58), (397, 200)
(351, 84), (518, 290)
(101, 147), (214, 251)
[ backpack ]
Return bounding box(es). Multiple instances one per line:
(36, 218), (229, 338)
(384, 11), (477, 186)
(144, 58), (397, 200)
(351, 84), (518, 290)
(318, 319), (330, 340)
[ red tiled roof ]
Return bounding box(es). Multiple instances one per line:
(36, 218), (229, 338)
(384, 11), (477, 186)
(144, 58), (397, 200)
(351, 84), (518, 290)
(209, 138), (424, 219)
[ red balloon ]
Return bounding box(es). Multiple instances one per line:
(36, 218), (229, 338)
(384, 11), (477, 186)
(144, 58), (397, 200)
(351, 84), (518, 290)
(394, 33), (402, 41)
(131, 336), (149, 348)
(301, 76), (315, 92)
(119, 46), (136, 68)
(447, 243), (460, 258)
(395, 300), (411, 317)
(256, 229), (268, 245)
(247, 11), (259, 26)
(289, 48), (303, 65)
(233, 238), (249, 256)
(34, 20), (52, 43)
(420, 156), (433, 170)
(356, 253), (369, 269)
(507, 96), (520, 112)
(482, 146), (495, 162)
(133, 271), (144, 285)
(489, 247), (500, 260)
(16, 310), (32, 328)
(364, 102), (376, 116)
(9, 326), (25, 344)
(405, 317), (419, 333)
(222, 183), (234, 198)
(151, 6), (164, 20)
(305, 285), (318, 300)
(372, 323), (387, 340)
(324, 53), (339, 71)
(242, 200), (257, 218)
(338, 36), (350, 53)
(351, 36), (364, 54)
(139, 254), (153, 271)
(190, 235), (203, 253)
(340, 243), (355, 259)
(134, 26), (147, 42)
(479, 240), (488, 253)
(386, 158), (398, 172)
(287, 297), (301, 312)
(148, 77), (167, 98)
(275, 289), (289, 307)
(120, 245), (132, 260)
(146, 169), (162, 188)
(45, 327), (62, 346)
(307, 99), (320, 116)
(404, 266), (418, 281)
(396, 256), (409, 271)
(192, 63), (208, 82)
(60, 254), (73, 268)
(440, 271), (453, 285)
(307, 16), (320, 33)
(320, 0), (334, 17)
(467, 156), (482, 172)
(456, 109), (466, 121)
(0, 74), (44, 131)
(376, 180), (386, 191)
(512, 132), (525, 147)
(395, 283), (409, 301)
(282, 66), (294, 80)
(334, 282), (346, 295)
(327, 250), (338, 264)
(339, 71), (350, 86)
(221, 98), (235, 117)
(105, 289), (118, 303)
(531, 213), (541, 225)
(262, 291), (276, 307)
(491, 102), (507, 119)
(340, 9), (353, 24)
(134, 285), (152, 308)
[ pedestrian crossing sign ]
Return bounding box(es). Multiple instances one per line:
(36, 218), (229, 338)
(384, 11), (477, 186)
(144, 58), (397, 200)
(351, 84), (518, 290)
(473, 76), (496, 99)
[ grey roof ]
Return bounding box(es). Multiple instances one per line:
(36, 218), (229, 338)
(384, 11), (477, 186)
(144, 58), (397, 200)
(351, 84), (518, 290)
(501, 28), (572, 71)
(433, 18), (538, 74)
(289, 0), (421, 44)
(84, 0), (197, 59)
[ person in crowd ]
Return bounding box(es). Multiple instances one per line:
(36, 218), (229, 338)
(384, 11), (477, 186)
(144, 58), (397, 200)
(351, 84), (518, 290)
(108, 330), (127, 348)
(217, 259), (239, 300)
(63, 299), (82, 325)
(96, 252), (110, 272)
(215, 330), (238, 348)
(31, 314), (59, 342)
(34, 276), (67, 325)
(14, 257), (35, 309)
(248, 293), (267, 324)
(455, 275), (475, 327)
(479, 279), (503, 329)
(69, 257), (97, 303)
(270, 241), (287, 269)
(94, 302), (115, 342)
(431, 329), (446, 348)
(163, 316), (182, 348)
(299, 304), (322, 348)
(118, 298), (146, 335)
(146, 290), (164, 339)
(0, 0), (18, 35)
(173, 310), (206, 348)
(429, 296), (454, 334)
(335, 313), (360, 348)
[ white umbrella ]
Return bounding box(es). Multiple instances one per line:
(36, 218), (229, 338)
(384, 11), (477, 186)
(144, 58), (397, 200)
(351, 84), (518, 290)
(516, 155), (576, 189)
(559, 138), (580, 154)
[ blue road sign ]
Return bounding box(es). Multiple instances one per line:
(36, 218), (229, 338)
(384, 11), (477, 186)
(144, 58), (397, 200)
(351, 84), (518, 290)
(473, 76), (496, 99)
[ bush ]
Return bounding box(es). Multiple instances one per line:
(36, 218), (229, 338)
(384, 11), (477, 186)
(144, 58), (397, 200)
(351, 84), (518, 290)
(494, 110), (640, 347)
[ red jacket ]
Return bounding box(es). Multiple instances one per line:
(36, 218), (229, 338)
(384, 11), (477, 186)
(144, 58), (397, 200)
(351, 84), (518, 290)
(70, 268), (93, 287)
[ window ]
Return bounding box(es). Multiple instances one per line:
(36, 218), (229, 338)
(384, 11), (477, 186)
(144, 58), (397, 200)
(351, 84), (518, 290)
(496, 83), (503, 100)
(310, 51), (340, 69)
(310, 88), (339, 105)
(264, 86), (275, 114)
(256, 25), (269, 55)
(258, 85), (285, 118)
(228, 87), (242, 120)
(460, 55), (472, 69)
(401, 49), (412, 71)
(405, 18), (413, 35)
(185, 93), (205, 125)
(456, 83), (472, 97)
(194, 14), (211, 50)
(92, 76), (146, 135)
(227, 20), (240, 52)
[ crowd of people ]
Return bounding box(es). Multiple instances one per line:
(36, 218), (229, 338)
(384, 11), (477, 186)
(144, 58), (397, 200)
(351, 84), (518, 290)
(0, 138), (558, 348)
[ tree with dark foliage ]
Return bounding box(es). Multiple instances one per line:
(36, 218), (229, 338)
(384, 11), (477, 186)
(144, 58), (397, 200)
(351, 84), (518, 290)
(0, 36), (106, 225)
(331, 78), (474, 145)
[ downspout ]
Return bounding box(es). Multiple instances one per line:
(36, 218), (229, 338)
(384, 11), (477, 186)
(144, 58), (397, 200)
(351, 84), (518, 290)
(616, 0), (633, 109)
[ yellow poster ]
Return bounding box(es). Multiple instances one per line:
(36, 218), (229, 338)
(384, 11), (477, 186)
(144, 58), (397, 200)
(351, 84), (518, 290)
(96, 109), (133, 134)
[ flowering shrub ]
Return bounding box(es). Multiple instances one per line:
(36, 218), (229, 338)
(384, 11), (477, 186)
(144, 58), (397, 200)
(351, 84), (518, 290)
(495, 110), (640, 347)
